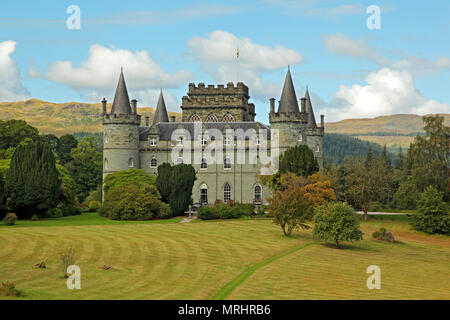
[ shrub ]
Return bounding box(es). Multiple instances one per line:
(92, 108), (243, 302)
(60, 205), (80, 217)
(45, 207), (63, 219)
(31, 214), (39, 221)
(198, 206), (217, 220)
(368, 201), (383, 212)
(256, 205), (268, 216)
(313, 203), (363, 248)
(88, 200), (101, 212)
(410, 186), (449, 235)
(0, 281), (20, 296)
(3, 213), (17, 226)
(102, 182), (170, 220)
(372, 228), (395, 242)
(60, 247), (75, 278)
(103, 169), (156, 198)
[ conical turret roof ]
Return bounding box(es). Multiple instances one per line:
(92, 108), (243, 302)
(278, 67), (300, 114)
(305, 87), (317, 128)
(152, 90), (169, 125)
(111, 69), (131, 115)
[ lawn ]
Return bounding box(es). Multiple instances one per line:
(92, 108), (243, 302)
(0, 213), (448, 300)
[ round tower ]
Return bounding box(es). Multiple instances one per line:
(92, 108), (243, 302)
(102, 69), (141, 183)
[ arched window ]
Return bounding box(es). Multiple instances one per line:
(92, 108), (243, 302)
(200, 184), (208, 204)
(298, 133), (303, 142)
(150, 157), (157, 168)
(222, 113), (235, 122)
(176, 157), (183, 165)
(189, 113), (202, 122)
(223, 183), (231, 202)
(128, 158), (134, 168)
(205, 113), (218, 122)
(200, 158), (208, 169)
(315, 144), (320, 153)
(254, 185), (262, 203)
(104, 158), (108, 170)
(224, 157), (232, 169)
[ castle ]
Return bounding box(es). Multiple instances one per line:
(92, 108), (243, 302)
(102, 68), (324, 206)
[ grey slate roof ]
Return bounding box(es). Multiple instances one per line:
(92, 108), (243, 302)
(152, 90), (169, 125)
(305, 87), (317, 128)
(277, 67), (300, 114)
(139, 122), (271, 141)
(111, 69), (131, 115)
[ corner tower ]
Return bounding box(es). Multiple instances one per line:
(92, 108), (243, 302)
(102, 69), (141, 181)
(269, 67), (324, 169)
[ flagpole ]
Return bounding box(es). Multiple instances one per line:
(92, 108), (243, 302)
(237, 47), (239, 83)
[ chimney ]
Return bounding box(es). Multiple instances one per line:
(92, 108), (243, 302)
(145, 116), (150, 126)
(131, 99), (137, 114)
(269, 98), (275, 114)
(171, 116), (176, 122)
(102, 98), (107, 115)
(300, 97), (306, 113)
(320, 114), (325, 128)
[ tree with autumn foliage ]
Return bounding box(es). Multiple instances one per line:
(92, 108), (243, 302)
(268, 184), (313, 236)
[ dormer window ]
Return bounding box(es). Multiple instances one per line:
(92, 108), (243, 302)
(150, 138), (157, 146)
(255, 136), (261, 146)
(224, 137), (232, 146)
(201, 136), (208, 145)
(177, 136), (184, 146)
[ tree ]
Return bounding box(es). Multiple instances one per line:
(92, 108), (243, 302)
(56, 164), (78, 209)
(167, 164), (197, 216)
(345, 157), (390, 221)
(411, 186), (449, 235)
(41, 134), (59, 155)
(156, 163), (173, 202)
(279, 145), (319, 177)
(268, 185), (313, 236)
(103, 168), (156, 199)
(0, 120), (39, 150)
(393, 177), (420, 209)
(66, 137), (102, 202)
(313, 203), (363, 248)
(396, 146), (404, 170)
(57, 134), (78, 165)
(404, 115), (450, 201)
(100, 182), (171, 221)
(5, 140), (60, 218)
(0, 172), (5, 213)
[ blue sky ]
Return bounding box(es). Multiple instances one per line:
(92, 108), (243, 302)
(1, 0), (449, 123)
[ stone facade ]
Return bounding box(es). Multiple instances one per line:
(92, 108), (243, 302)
(102, 68), (324, 206)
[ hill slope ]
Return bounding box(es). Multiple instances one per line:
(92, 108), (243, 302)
(0, 99), (181, 136)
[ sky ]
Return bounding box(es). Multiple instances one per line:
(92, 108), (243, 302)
(0, 0), (449, 123)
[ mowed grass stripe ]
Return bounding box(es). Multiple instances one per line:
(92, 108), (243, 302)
(213, 242), (315, 300)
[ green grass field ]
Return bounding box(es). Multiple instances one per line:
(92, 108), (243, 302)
(0, 213), (448, 300)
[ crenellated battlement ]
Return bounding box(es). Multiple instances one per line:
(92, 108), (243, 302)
(103, 113), (141, 125)
(269, 111), (308, 123)
(187, 82), (249, 97)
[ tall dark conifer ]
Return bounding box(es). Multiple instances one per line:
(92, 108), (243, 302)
(5, 140), (60, 218)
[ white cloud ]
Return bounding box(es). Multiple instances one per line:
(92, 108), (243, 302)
(323, 33), (450, 76)
(46, 44), (192, 107)
(186, 30), (303, 98)
(0, 40), (30, 101)
(320, 68), (450, 121)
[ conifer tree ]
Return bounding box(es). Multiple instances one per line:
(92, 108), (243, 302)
(5, 140), (60, 218)
(279, 145), (319, 177)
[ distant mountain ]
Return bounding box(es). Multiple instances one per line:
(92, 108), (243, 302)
(0, 99), (181, 136)
(325, 114), (450, 148)
(1, 99), (448, 148)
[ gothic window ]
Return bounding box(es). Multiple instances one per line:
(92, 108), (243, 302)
(189, 113), (202, 122)
(205, 113), (218, 122)
(222, 113), (235, 122)
(128, 158), (134, 168)
(104, 158), (108, 170)
(223, 183), (231, 202)
(254, 185), (262, 203)
(224, 157), (232, 169)
(104, 134), (108, 144)
(298, 133), (303, 142)
(315, 144), (320, 153)
(150, 157), (157, 168)
(200, 158), (208, 169)
(255, 136), (261, 146)
(200, 184), (208, 204)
